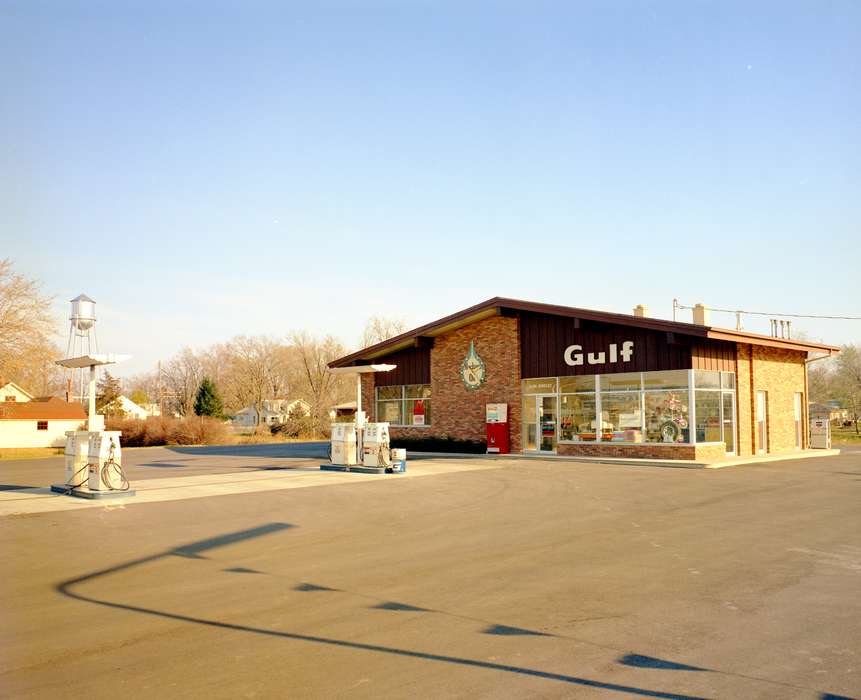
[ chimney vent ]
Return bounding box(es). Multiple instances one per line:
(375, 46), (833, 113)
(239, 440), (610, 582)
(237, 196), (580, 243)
(633, 304), (648, 318)
(692, 303), (710, 326)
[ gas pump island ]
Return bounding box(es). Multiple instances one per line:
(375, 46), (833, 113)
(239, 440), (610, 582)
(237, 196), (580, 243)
(50, 295), (134, 499)
(323, 364), (407, 474)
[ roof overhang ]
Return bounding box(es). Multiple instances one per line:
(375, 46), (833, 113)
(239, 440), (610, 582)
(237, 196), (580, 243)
(329, 297), (841, 368)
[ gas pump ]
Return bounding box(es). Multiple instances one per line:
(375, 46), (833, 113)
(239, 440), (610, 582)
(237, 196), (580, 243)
(87, 432), (129, 491)
(326, 364), (407, 473)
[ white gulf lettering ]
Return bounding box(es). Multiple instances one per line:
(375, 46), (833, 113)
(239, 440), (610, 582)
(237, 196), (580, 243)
(563, 341), (635, 366)
(587, 351), (606, 364)
(621, 341), (634, 362)
(564, 344), (583, 366)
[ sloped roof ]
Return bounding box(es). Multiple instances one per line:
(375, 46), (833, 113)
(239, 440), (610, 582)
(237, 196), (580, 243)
(0, 381), (35, 400)
(330, 296), (840, 367)
(0, 397), (86, 421)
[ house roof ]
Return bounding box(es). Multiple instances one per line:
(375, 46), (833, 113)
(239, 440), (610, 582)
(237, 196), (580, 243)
(0, 397), (86, 421)
(0, 381), (35, 400)
(330, 296), (841, 367)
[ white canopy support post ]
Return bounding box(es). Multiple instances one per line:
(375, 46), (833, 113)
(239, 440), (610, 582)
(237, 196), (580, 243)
(88, 364), (97, 426)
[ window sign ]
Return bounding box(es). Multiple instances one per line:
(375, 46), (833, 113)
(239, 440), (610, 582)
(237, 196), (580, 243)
(522, 378), (557, 394)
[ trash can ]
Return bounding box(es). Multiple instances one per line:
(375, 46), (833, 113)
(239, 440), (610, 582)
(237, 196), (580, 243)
(390, 447), (407, 473)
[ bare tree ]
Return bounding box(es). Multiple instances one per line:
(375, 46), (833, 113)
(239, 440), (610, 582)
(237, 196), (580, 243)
(290, 331), (351, 436)
(833, 344), (861, 433)
(0, 259), (63, 395)
(161, 347), (204, 417)
(359, 315), (407, 349)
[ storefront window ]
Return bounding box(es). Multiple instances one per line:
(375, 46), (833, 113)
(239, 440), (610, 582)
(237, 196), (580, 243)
(644, 391), (690, 443)
(376, 385), (431, 426)
(377, 400), (403, 425)
(559, 375), (595, 393)
(538, 370), (734, 448)
(695, 391), (722, 442)
(559, 393), (597, 441)
(694, 370), (720, 389)
(642, 370), (689, 390)
(600, 372), (642, 392)
(599, 392), (642, 441)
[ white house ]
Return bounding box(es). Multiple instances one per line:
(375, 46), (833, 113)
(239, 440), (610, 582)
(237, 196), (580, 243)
(103, 395), (151, 420)
(0, 396), (87, 448)
(231, 399), (311, 428)
(1, 381), (35, 403)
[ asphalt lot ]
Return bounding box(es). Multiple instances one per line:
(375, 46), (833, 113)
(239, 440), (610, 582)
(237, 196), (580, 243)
(0, 442), (332, 488)
(2, 446), (860, 699)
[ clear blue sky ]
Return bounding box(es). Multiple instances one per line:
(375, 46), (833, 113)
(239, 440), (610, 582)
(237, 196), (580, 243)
(2, 1), (858, 376)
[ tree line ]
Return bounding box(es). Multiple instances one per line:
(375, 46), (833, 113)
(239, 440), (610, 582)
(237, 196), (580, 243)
(1, 257), (405, 433)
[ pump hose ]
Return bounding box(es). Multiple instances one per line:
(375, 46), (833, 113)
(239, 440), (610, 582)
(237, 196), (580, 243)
(66, 463), (90, 489)
(378, 442), (390, 469)
(101, 458), (130, 491)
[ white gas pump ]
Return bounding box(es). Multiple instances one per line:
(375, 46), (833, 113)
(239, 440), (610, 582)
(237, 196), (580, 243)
(63, 430), (91, 488)
(363, 422), (391, 468)
(330, 422), (358, 466)
(87, 431), (128, 491)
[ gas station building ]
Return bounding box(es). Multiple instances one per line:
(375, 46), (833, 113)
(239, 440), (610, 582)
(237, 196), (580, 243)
(329, 298), (838, 461)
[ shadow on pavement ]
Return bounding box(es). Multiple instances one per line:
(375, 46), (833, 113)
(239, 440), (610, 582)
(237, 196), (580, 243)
(56, 522), (714, 700)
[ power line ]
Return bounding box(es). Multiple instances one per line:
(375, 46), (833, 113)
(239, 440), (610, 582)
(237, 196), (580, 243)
(674, 301), (861, 321)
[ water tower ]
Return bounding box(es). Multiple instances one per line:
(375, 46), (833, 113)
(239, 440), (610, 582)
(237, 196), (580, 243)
(64, 294), (99, 403)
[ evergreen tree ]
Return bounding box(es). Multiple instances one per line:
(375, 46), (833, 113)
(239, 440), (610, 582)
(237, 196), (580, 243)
(194, 377), (224, 418)
(96, 371), (124, 415)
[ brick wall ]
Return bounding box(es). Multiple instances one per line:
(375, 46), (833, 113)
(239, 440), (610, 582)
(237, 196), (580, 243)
(558, 443), (697, 459)
(557, 443), (728, 461)
(736, 344), (754, 456)
(750, 345), (806, 453)
(363, 315), (522, 450)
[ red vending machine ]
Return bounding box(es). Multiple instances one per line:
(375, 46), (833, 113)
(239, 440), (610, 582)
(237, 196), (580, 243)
(486, 403), (510, 454)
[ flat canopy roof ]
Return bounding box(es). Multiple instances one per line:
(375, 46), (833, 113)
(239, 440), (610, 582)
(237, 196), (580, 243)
(330, 297), (840, 367)
(56, 354), (131, 369)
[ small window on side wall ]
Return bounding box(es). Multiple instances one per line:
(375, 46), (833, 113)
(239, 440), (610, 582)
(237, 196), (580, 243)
(37, 420), (48, 430)
(5, 395), (16, 402)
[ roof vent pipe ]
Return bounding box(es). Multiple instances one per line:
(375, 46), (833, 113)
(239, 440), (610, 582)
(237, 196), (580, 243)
(633, 304), (648, 318)
(692, 303), (710, 326)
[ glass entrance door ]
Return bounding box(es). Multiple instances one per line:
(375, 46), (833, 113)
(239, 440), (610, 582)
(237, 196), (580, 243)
(522, 395), (558, 452)
(538, 395), (558, 452)
(722, 393), (735, 455)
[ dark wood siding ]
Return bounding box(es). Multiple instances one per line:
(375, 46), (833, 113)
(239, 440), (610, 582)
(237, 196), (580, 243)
(373, 346), (431, 386)
(520, 312), (735, 378)
(691, 340), (737, 372)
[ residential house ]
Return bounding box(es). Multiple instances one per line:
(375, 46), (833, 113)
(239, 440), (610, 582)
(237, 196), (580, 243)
(231, 399), (311, 428)
(0, 396), (86, 448)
